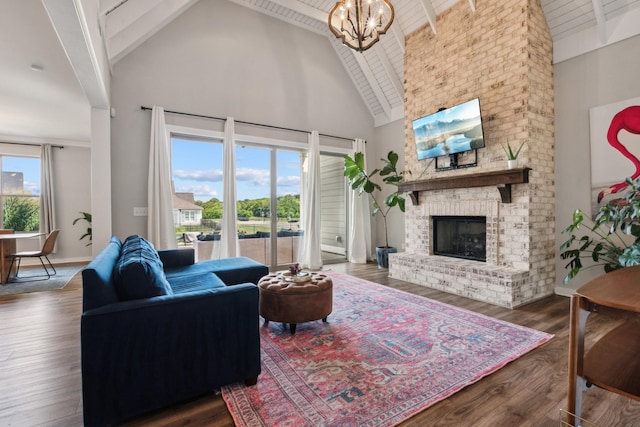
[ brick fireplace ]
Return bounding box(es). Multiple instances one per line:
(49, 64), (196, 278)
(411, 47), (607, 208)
(388, 0), (555, 308)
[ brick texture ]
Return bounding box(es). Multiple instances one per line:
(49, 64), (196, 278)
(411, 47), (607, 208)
(390, 0), (555, 308)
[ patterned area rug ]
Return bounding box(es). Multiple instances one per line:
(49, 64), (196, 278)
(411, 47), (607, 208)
(222, 271), (553, 426)
(0, 265), (82, 296)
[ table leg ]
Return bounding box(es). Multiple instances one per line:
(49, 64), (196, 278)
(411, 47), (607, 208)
(567, 295), (590, 426)
(0, 239), (16, 284)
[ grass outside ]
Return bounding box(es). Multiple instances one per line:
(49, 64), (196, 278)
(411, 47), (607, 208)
(176, 217), (300, 236)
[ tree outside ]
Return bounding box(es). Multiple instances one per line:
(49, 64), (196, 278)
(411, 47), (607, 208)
(3, 196), (39, 231)
(195, 195), (300, 221)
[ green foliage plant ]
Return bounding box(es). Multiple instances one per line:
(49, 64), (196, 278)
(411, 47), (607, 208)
(3, 197), (39, 231)
(560, 177), (640, 284)
(73, 211), (92, 246)
(501, 141), (525, 160)
(344, 150), (407, 249)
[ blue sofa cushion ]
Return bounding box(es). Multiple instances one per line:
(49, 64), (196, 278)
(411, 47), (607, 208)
(168, 272), (226, 294)
(164, 256), (268, 285)
(82, 237), (122, 311)
(114, 235), (173, 300)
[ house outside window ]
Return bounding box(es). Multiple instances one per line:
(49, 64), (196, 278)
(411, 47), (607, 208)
(173, 192), (203, 226)
(0, 156), (40, 232)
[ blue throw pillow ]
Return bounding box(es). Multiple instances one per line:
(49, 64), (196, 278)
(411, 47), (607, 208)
(113, 235), (173, 300)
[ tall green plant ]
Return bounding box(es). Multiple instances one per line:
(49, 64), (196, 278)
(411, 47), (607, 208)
(344, 150), (407, 249)
(560, 177), (640, 284)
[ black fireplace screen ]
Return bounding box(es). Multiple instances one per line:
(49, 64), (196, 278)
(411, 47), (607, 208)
(433, 216), (486, 262)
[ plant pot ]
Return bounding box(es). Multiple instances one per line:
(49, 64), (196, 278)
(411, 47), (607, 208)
(507, 159), (518, 169)
(376, 246), (397, 268)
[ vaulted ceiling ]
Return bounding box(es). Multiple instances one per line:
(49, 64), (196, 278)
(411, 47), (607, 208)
(1, 0), (639, 143)
(101, 0), (640, 127)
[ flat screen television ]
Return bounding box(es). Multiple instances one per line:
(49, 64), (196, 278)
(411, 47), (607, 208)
(412, 98), (485, 161)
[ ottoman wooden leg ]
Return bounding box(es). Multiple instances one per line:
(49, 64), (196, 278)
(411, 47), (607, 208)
(322, 317), (328, 322)
(289, 323), (297, 334)
(263, 318), (269, 326)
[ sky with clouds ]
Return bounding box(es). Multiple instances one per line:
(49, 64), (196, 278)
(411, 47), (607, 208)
(171, 138), (301, 202)
(2, 156), (40, 196)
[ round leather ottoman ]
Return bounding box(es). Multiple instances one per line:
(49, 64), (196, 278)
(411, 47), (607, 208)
(258, 272), (333, 334)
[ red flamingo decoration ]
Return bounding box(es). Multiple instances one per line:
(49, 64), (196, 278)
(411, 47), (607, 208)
(597, 105), (640, 203)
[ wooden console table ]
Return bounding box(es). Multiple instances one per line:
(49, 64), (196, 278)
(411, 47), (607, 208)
(567, 266), (640, 426)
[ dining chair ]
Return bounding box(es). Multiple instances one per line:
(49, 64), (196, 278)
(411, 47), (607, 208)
(9, 229), (60, 280)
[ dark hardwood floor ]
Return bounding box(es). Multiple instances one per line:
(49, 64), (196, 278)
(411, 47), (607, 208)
(1, 262), (640, 426)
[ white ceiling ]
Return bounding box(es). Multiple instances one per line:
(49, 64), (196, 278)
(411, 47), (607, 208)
(1, 0), (639, 143)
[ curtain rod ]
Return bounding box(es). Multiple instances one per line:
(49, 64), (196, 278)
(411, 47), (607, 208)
(140, 106), (361, 143)
(0, 141), (64, 149)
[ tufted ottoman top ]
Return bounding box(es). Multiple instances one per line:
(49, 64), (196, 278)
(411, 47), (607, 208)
(258, 272), (332, 294)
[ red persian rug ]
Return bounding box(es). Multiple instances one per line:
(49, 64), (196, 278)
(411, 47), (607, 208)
(222, 271), (553, 426)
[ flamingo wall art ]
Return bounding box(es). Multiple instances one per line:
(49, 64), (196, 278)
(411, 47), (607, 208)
(590, 97), (640, 213)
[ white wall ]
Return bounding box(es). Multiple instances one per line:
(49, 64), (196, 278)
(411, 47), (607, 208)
(554, 34), (640, 294)
(53, 145), (92, 261)
(372, 118), (405, 250)
(110, 0), (375, 240)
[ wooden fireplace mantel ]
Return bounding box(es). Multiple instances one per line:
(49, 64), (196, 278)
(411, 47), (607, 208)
(398, 167), (531, 204)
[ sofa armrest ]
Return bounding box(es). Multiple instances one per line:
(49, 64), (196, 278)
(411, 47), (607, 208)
(158, 248), (194, 268)
(81, 283), (260, 426)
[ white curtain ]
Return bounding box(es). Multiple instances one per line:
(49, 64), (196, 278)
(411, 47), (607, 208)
(40, 144), (56, 235)
(298, 131), (322, 270)
(348, 138), (372, 263)
(147, 106), (176, 249)
(218, 117), (240, 258)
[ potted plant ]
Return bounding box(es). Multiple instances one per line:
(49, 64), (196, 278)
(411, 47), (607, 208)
(344, 150), (407, 268)
(560, 177), (640, 284)
(502, 141), (525, 169)
(73, 211), (92, 246)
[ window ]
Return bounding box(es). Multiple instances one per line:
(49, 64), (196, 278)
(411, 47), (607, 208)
(0, 156), (40, 232)
(170, 127), (350, 267)
(171, 137), (223, 233)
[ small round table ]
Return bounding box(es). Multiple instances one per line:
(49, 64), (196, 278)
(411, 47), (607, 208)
(258, 271), (333, 334)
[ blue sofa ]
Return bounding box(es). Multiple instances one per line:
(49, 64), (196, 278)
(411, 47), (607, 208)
(80, 235), (268, 427)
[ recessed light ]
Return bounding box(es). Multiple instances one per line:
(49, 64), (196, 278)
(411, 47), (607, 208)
(31, 64), (45, 72)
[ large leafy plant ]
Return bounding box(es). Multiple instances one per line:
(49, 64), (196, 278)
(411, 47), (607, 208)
(560, 178), (640, 284)
(344, 150), (406, 249)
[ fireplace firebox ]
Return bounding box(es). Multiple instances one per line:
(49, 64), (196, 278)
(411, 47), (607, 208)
(433, 216), (486, 262)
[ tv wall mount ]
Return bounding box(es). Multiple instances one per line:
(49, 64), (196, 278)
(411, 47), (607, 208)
(435, 149), (478, 172)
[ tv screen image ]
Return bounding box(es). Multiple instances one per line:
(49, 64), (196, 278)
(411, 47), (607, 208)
(412, 98), (485, 160)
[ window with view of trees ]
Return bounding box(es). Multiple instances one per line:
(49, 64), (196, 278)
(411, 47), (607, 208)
(170, 131), (347, 266)
(1, 156), (40, 232)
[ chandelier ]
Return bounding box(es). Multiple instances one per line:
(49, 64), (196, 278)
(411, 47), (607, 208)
(328, 0), (395, 52)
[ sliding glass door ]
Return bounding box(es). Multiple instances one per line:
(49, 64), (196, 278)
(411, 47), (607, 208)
(275, 150), (301, 266)
(235, 145), (302, 268)
(171, 132), (349, 268)
(319, 153), (347, 263)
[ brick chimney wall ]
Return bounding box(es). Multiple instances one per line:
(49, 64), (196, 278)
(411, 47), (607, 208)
(389, 0), (555, 308)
